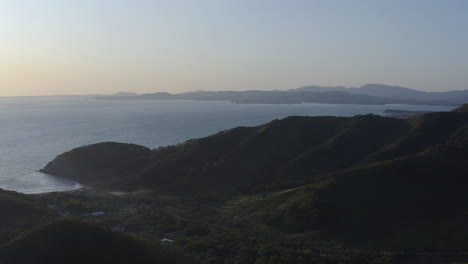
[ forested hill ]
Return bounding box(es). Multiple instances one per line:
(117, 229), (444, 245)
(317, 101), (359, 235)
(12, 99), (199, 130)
(42, 104), (468, 196)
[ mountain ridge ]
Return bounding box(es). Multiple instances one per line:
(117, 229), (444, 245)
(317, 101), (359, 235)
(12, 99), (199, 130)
(97, 84), (467, 106)
(42, 105), (468, 196)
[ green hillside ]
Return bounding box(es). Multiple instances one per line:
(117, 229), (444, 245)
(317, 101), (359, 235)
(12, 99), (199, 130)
(264, 149), (468, 250)
(43, 107), (468, 196)
(41, 142), (151, 188)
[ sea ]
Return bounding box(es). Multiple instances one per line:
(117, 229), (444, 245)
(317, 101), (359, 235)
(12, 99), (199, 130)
(0, 96), (455, 194)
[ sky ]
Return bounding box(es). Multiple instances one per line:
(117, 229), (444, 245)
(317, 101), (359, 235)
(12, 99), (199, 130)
(0, 0), (467, 96)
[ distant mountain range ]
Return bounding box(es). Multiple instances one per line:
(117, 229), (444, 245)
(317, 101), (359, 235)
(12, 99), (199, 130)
(112, 91), (139, 97)
(292, 84), (468, 104)
(96, 84), (468, 106)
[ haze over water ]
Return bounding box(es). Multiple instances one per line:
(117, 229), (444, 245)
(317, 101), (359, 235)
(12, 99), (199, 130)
(0, 97), (454, 194)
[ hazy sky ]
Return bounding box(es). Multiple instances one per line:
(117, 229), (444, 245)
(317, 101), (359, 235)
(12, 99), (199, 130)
(1, 0), (467, 96)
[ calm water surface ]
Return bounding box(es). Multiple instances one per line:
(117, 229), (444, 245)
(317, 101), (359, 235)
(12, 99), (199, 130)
(0, 96), (455, 193)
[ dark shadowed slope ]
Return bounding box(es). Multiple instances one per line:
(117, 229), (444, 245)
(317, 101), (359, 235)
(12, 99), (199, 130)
(0, 219), (192, 264)
(0, 190), (57, 244)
